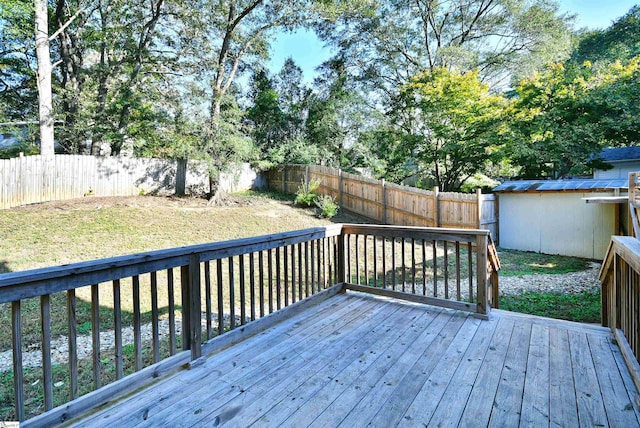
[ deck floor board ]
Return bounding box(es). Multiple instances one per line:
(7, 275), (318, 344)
(66, 292), (640, 428)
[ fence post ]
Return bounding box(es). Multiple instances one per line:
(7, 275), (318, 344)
(282, 166), (287, 194)
(434, 186), (440, 227)
(476, 188), (482, 229)
(381, 179), (387, 224)
(476, 234), (489, 316)
(305, 165), (310, 193)
(338, 169), (343, 207)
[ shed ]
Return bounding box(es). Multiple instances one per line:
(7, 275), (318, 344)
(494, 179), (628, 259)
(592, 147), (640, 179)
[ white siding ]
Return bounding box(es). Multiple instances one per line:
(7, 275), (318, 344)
(594, 161), (640, 179)
(499, 192), (615, 259)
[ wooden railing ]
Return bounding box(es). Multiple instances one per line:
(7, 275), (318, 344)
(600, 236), (640, 395)
(0, 224), (498, 425)
(340, 225), (499, 316)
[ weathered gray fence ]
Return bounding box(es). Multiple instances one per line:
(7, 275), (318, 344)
(0, 155), (264, 209)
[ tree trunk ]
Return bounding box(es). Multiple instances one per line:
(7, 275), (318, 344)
(34, 0), (55, 156)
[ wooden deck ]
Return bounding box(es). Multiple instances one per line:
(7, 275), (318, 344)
(66, 292), (640, 428)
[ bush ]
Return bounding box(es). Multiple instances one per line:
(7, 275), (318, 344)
(315, 195), (339, 218)
(295, 179), (321, 207)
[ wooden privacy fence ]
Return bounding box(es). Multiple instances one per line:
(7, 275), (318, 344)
(267, 165), (498, 240)
(0, 224), (498, 424)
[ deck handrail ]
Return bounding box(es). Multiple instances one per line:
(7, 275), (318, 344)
(0, 223), (498, 425)
(600, 235), (640, 396)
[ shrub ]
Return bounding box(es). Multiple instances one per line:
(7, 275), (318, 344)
(315, 194), (339, 218)
(295, 179), (321, 207)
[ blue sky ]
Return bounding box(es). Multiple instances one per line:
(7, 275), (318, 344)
(267, 1), (639, 83)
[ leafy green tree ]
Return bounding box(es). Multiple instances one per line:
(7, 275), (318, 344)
(392, 68), (506, 191)
(504, 57), (640, 178)
(570, 5), (640, 66)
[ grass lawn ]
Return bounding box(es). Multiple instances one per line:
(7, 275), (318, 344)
(497, 248), (591, 276)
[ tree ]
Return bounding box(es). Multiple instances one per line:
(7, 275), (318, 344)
(570, 5), (640, 66)
(392, 68), (506, 191)
(34, 0), (54, 155)
(504, 57), (640, 178)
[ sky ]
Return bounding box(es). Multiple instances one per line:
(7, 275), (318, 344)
(267, 1), (639, 83)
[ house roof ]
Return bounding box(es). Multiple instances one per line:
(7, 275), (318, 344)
(596, 146), (640, 162)
(494, 179), (628, 192)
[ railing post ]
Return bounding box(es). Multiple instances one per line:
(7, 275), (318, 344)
(476, 234), (489, 316)
(188, 255), (202, 361)
(181, 255), (202, 360)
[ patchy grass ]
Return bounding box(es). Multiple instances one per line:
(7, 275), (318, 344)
(499, 290), (601, 324)
(496, 248), (591, 276)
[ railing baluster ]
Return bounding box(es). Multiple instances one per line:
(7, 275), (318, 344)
(316, 240), (322, 290)
(217, 259), (224, 335)
(283, 246), (289, 307)
(151, 272), (160, 363)
(432, 241), (438, 297)
(401, 238), (406, 292)
(67, 289), (78, 400)
(276, 248), (282, 310)
(132, 276), (142, 371)
(268, 249), (274, 314)
(355, 235), (360, 284)
(91, 283), (101, 389)
(291, 244), (297, 302)
(391, 238), (396, 290)
(347, 235), (352, 283)
(298, 243), (303, 298)
(167, 269), (176, 356)
(456, 242), (461, 300)
(305, 241), (310, 297)
(40, 294), (53, 411)
(382, 237), (387, 289)
(422, 240), (427, 296)
(12, 300), (24, 421)
(444, 241), (449, 299)
(229, 257), (236, 330)
(468, 242), (474, 302)
(239, 254), (246, 325)
(411, 238), (416, 294)
(373, 236), (378, 287)
(113, 279), (124, 378)
(310, 241), (316, 293)
(205, 261), (212, 340)
(258, 251), (265, 318)
(249, 253), (256, 321)
(364, 235), (368, 287)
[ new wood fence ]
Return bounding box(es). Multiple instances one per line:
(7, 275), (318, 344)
(267, 165), (499, 240)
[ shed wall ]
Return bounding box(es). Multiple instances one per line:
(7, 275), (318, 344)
(594, 161), (640, 179)
(499, 192), (615, 259)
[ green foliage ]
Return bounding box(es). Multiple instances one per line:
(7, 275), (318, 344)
(499, 291), (601, 324)
(295, 179), (321, 207)
(393, 68), (507, 191)
(505, 57), (640, 178)
(314, 194), (339, 218)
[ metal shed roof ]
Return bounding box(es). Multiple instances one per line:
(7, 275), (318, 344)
(596, 146), (640, 162)
(494, 179), (628, 192)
